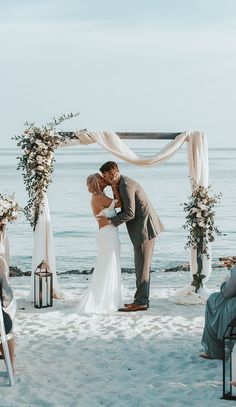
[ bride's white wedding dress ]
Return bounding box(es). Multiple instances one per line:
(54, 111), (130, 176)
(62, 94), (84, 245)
(77, 200), (123, 315)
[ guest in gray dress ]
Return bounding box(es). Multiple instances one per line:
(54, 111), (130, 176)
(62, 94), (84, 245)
(201, 263), (236, 359)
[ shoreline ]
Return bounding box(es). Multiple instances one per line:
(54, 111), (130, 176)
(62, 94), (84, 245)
(9, 256), (235, 277)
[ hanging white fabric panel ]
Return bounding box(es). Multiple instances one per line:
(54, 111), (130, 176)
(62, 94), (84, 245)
(29, 195), (62, 301)
(170, 132), (210, 304)
(0, 224), (10, 277)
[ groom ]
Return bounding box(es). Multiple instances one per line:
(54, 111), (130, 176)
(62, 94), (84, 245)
(98, 161), (165, 312)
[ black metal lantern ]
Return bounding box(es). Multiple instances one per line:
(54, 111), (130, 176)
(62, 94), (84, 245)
(222, 316), (236, 400)
(34, 260), (53, 308)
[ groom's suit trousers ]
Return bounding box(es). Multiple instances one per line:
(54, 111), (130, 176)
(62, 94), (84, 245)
(133, 238), (155, 306)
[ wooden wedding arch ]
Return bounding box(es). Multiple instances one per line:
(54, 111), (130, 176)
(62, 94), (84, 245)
(21, 128), (210, 305)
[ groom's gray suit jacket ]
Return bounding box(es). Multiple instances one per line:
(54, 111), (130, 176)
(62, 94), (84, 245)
(110, 175), (165, 247)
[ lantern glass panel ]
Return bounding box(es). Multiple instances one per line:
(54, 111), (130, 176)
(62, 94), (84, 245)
(34, 262), (53, 308)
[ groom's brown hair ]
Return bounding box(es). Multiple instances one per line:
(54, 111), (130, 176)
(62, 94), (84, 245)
(99, 161), (119, 173)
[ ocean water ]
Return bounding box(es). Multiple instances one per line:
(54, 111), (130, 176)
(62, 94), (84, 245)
(0, 141), (235, 273)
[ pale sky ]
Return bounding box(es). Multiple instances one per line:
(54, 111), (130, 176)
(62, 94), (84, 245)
(1, 0), (236, 148)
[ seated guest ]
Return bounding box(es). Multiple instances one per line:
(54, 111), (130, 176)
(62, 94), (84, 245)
(201, 259), (236, 360)
(0, 256), (17, 374)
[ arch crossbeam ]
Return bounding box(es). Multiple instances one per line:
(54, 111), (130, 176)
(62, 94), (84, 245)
(58, 132), (182, 140)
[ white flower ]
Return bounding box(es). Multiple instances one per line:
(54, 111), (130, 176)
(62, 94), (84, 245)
(36, 155), (43, 164)
(0, 194), (20, 222)
(37, 165), (44, 171)
(3, 202), (10, 210)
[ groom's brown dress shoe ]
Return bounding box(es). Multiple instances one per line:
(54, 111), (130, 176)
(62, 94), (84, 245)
(124, 302), (149, 309)
(119, 304), (148, 312)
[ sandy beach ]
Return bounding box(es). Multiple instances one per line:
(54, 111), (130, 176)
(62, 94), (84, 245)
(0, 268), (231, 407)
(1, 0), (236, 405)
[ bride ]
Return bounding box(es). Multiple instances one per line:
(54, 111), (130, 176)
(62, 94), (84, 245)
(77, 173), (123, 315)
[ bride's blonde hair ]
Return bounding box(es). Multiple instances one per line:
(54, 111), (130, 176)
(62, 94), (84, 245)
(87, 173), (103, 194)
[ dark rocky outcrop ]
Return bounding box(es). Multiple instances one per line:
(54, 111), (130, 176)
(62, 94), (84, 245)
(163, 264), (190, 272)
(9, 266), (31, 277)
(9, 256), (235, 277)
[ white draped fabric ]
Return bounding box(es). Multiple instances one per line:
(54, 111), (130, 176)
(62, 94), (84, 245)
(29, 196), (62, 301)
(30, 130), (210, 304)
(0, 224), (10, 276)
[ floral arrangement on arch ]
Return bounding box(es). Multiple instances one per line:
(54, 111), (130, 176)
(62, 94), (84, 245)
(0, 193), (22, 225)
(182, 181), (223, 291)
(13, 113), (80, 230)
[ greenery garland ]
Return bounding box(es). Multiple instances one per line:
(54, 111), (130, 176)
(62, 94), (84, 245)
(182, 181), (223, 292)
(13, 113), (80, 230)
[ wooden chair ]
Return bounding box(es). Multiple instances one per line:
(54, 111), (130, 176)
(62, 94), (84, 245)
(0, 299), (14, 386)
